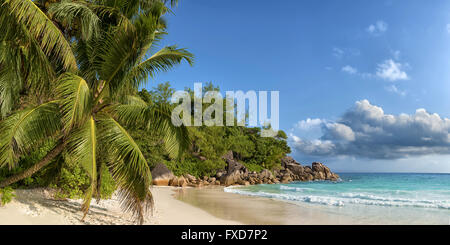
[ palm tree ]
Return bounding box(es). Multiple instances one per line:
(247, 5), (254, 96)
(0, 0), (192, 224)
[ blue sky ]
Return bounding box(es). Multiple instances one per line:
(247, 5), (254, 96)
(147, 0), (450, 172)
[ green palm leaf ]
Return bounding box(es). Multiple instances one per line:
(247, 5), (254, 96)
(97, 114), (153, 224)
(55, 73), (92, 133)
(48, 1), (101, 41)
(3, 0), (77, 70)
(125, 46), (193, 89)
(66, 116), (97, 217)
(0, 101), (61, 169)
(113, 101), (190, 159)
(89, 3), (135, 32)
(0, 9), (56, 117)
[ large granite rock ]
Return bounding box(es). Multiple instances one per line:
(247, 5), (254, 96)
(182, 151), (340, 187)
(220, 151), (247, 186)
(281, 156), (305, 176)
(151, 163), (175, 186)
(311, 162), (339, 181)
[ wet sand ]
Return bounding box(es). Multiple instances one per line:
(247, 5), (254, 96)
(173, 186), (355, 225)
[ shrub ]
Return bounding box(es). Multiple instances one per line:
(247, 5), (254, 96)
(53, 161), (90, 199)
(99, 165), (116, 199)
(0, 187), (15, 206)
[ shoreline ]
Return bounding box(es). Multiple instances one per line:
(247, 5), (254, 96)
(173, 185), (450, 225)
(172, 186), (356, 225)
(2, 184), (448, 225)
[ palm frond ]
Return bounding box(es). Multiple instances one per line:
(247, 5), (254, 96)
(48, 1), (101, 41)
(3, 0), (77, 71)
(96, 26), (138, 98)
(89, 3), (135, 32)
(66, 116), (97, 217)
(97, 114), (152, 224)
(120, 95), (148, 107)
(55, 73), (92, 133)
(113, 102), (190, 159)
(73, 37), (101, 87)
(0, 101), (61, 169)
(0, 55), (22, 118)
(0, 9), (56, 114)
(124, 46), (193, 90)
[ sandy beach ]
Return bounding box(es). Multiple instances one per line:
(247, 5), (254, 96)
(0, 186), (351, 225)
(0, 187), (241, 225)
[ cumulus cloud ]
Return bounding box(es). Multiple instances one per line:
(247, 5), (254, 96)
(295, 118), (324, 130)
(325, 123), (356, 141)
(367, 21), (388, 36)
(376, 59), (409, 81)
(289, 100), (450, 159)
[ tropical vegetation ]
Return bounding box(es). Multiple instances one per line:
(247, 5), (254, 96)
(135, 82), (291, 177)
(0, 0), (192, 224)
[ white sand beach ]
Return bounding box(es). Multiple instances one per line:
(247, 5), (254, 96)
(0, 187), (241, 225)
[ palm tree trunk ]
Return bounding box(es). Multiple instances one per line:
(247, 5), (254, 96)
(0, 142), (65, 188)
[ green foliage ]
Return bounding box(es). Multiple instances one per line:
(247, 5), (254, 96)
(99, 165), (116, 199)
(166, 157), (226, 178)
(127, 82), (292, 177)
(184, 126), (290, 176)
(53, 160), (90, 199)
(52, 161), (117, 200)
(0, 143), (117, 199)
(129, 128), (168, 170)
(241, 162), (264, 173)
(0, 186), (15, 206)
(0, 140), (57, 187)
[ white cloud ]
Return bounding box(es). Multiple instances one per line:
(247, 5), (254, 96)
(289, 100), (450, 159)
(385, 84), (407, 96)
(326, 123), (356, 141)
(366, 21), (388, 36)
(376, 59), (409, 81)
(340, 65), (373, 79)
(295, 118), (324, 130)
(292, 118), (326, 141)
(342, 65), (358, 74)
(290, 135), (336, 156)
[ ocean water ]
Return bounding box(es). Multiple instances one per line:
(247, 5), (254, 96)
(224, 173), (450, 224)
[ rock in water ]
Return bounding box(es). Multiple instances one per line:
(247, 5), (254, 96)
(151, 163), (175, 186)
(311, 162), (339, 181)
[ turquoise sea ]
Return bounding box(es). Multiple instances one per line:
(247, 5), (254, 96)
(224, 173), (450, 224)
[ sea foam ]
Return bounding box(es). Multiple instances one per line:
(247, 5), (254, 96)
(224, 182), (450, 210)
